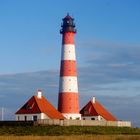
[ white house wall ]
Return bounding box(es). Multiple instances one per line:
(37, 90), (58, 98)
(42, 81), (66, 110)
(16, 113), (49, 121)
(81, 115), (105, 121)
(62, 113), (81, 120)
(41, 113), (49, 119)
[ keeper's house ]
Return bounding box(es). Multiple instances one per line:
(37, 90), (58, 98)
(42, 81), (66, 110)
(80, 97), (117, 121)
(15, 90), (64, 121)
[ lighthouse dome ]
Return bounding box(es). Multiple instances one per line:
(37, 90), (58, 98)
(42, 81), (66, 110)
(60, 13), (76, 34)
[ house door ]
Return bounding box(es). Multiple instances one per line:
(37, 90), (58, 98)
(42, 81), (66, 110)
(24, 116), (27, 121)
(33, 115), (37, 121)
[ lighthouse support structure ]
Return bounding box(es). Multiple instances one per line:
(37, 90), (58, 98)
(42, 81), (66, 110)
(58, 14), (81, 120)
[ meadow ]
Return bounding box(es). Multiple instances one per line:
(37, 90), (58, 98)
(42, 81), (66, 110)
(0, 125), (140, 136)
(0, 123), (140, 140)
(0, 135), (140, 140)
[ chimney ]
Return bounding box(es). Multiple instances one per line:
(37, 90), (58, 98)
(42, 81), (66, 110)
(37, 89), (42, 99)
(92, 96), (96, 104)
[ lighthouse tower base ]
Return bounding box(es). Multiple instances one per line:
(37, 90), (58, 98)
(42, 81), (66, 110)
(62, 113), (81, 120)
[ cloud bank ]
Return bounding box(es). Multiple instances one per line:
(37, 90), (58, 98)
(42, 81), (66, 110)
(0, 39), (140, 127)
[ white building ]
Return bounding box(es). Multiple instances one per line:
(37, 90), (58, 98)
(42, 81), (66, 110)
(80, 97), (117, 121)
(15, 90), (64, 121)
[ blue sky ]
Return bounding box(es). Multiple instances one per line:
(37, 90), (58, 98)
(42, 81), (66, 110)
(0, 0), (140, 127)
(0, 0), (140, 73)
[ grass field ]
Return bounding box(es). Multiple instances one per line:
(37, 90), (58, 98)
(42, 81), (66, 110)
(0, 122), (140, 140)
(0, 135), (140, 140)
(0, 125), (140, 136)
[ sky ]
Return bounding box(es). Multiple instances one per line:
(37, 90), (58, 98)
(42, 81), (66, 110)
(0, 0), (140, 127)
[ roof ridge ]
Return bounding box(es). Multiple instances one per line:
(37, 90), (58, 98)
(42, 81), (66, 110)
(33, 95), (42, 113)
(90, 101), (98, 115)
(95, 100), (117, 121)
(34, 95), (64, 119)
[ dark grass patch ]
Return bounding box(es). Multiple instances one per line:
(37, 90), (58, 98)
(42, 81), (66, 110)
(0, 125), (140, 136)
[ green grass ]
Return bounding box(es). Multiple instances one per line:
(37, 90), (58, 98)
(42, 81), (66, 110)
(0, 125), (140, 136)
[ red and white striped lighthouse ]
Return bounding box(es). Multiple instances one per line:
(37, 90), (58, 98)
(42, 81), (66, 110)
(58, 14), (81, 120)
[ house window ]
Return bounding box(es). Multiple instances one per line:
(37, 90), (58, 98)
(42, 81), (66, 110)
(17, 116), (20, 121)
(84, 110), (88, 115)
(91, 118), (95, 120)
(33, 115), (37, 121)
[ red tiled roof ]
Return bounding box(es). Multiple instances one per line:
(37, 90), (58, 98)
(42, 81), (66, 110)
(80, 99), (117, 121)
(15, 96), (64, 119)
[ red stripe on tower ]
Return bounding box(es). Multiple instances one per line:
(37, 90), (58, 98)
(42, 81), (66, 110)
(58, 14), (81, 120)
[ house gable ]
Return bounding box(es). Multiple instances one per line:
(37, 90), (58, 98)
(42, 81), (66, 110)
(15, 95), (64, 120)
(15, 96), (41, 114)
(80, 99), (117, 121)
(34, 96), (64, 119)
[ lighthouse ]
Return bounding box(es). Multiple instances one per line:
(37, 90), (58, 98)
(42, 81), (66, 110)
(58, 14), (81, 120)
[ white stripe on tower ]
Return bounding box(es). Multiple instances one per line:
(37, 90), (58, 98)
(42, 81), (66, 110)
(59, 76), (78, 93)
(61, 44), (76, 60)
